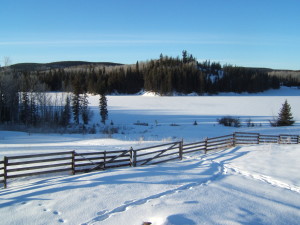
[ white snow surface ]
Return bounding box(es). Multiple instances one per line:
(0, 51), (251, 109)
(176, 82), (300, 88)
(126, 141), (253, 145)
(1, 145), (299, 225)
(0, 86), (300, 224)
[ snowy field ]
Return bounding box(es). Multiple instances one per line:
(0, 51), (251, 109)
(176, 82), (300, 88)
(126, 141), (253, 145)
(0, 86), (300, 224)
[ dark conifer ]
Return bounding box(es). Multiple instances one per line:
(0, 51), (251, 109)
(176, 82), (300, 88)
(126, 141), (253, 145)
(277, 100), (294, 126)
(61, 96), (71, 127)
(99, 94), (108, 124)
(20, 92), (30, 125)
(81, 93), (90, 125)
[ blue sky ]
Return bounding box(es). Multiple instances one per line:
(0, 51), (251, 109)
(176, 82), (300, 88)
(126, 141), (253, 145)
(1, 0), (299, 69)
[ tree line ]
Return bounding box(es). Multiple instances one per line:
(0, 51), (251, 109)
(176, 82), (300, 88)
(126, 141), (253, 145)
(1, 51), (297, 129)
(0, 68), (108, 130)
(12, 51), (282, 96)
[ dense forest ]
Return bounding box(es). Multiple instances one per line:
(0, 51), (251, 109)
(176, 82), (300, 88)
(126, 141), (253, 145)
(0, 51), (299, 130)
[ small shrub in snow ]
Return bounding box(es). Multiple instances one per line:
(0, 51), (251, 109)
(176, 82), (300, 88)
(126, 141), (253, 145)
(246, 118), (255, 127)
(218, 116), (241, 127)
(88, 125), (97, 134)
(102, 126), (119, 135)
(193, 120), (198, 126)
(134, 121), (149, 126)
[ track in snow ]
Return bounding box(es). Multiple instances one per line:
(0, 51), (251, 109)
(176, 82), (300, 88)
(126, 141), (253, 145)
(80, 161), (224, 225)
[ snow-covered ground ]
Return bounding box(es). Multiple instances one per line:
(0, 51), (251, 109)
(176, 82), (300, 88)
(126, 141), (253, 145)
(0, 145), (299, 225)
(0, 86), (300, 224)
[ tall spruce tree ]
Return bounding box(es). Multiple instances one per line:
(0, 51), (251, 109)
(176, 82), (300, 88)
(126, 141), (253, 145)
(81, 92), (90, 125)
(277, 100), (294, 126)
(72, 75), (82, 124)
(72, 93), (81, 124)
(20, 92), (30, 125)
(61, 96), (71, 127)
(99, 94), (108, 124)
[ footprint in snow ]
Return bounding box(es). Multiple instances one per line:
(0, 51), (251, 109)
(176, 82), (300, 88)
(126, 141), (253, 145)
(124, 200), (135, 204)
(53, 210), (60, 215)
(96, 210), (108, 215)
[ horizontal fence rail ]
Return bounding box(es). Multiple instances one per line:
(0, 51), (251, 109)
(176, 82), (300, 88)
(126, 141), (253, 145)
(134, 141), (182, 166)
(0, 160), (4, 185)
(1, 132), (299, 188)
(2, 151), (74, 188)
(74, 150), (131, 173)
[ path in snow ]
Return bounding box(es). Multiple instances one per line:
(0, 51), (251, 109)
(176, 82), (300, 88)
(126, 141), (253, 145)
(81, 161), (224, 224)
(81, 150), (300, 225)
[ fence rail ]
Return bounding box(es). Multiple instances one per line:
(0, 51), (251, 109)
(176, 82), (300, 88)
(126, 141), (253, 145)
(134, 141), (182, 166)
(1, 132), (299, 188)
(0, 160), (4, 184)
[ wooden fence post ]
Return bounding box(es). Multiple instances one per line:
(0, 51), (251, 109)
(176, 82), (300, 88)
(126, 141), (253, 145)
(257, 133), (260, 145)
(103, 151), (106, 170)
(204, 138), (208, 154)
(232, 133), (236, 147)
(133, 150), (137, 167)
(278, 135), (281, 144)
(130, 147), (133, 167)
(179, 140), (183, 160)
(3, 156), (7, 189)
(71, 151), (75, 175)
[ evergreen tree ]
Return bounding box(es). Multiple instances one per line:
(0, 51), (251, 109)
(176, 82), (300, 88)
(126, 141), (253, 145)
(277, 100), (294, 126)
(72, 75), (82, 124)
(72, 93), (81, 124)
(20, 92), (30, 125)
(61, 96), (71, 127)
(99, 94), (108, 124)
(81, 92), (90, 125)
(182, 50), (188, 64)
(29, 95), (38, 126)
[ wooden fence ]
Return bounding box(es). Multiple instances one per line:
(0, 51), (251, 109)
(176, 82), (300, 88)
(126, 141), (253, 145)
(0, 132), (299, 188)
(133, 141), (182, 166)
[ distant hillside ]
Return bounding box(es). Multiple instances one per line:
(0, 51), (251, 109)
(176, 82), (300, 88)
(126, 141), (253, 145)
(7, 61), (123, 71)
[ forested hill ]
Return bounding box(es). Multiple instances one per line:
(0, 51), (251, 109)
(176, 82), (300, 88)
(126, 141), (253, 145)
(7, 61), (122, 72)
(1, 52), (300, 95)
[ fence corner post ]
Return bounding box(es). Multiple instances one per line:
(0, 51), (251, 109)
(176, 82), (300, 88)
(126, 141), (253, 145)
(179, 139), (183, 160)
(71, 151), (75, 175)
(3, 156), (7, 189)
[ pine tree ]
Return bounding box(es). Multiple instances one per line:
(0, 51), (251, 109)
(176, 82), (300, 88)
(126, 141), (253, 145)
(61, 96), (71, 127)
(29, 95), (38, 126)
(72, 75), (82, 124)
(99, 94), (108, 124)
(72, 93), (81, 124)
(81, 92), (90, 125)
(277, 100), (294, 126)
(20, 92), (30, 125)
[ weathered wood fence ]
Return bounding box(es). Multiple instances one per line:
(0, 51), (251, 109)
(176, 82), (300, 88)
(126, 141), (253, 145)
(1, 132), (299, 188)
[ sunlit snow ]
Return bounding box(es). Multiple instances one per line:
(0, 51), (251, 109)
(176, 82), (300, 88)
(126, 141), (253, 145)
(0, 86), (299, 225)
